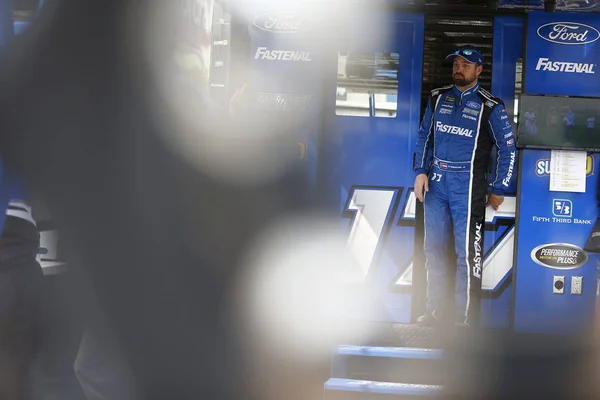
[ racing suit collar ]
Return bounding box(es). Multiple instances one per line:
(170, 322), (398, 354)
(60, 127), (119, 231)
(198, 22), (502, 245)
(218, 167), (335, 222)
(452, 82), (480, 104)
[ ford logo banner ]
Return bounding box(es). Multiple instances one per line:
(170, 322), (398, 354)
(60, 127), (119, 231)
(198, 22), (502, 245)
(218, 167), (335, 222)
(537, 22), (600, 45)
(530, 243), (589, 269)
(253, 14), (309, 33)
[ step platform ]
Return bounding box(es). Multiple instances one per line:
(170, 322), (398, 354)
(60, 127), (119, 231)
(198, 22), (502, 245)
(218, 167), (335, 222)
(326, 323), (598, 400)
(324, 378), (441, 400)
(331, 345), (444, 385)
(325, 323), (449, 400)
(361, 323), (446, 348)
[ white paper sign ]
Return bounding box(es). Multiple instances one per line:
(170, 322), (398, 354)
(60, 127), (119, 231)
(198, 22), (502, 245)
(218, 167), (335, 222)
(549, 150), (587, 193)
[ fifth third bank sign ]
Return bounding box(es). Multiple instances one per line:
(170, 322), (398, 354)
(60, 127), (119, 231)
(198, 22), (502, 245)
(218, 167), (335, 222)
(526, 11), (600, 97)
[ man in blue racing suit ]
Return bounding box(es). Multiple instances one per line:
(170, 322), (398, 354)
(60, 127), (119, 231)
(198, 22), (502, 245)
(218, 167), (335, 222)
(413, 45), (516, 327)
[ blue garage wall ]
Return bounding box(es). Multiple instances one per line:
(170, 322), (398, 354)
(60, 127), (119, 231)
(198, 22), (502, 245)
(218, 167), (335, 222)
(480, 15), (524, 329)
(513, 11), (600, 335)
(319, 12), (424, 323)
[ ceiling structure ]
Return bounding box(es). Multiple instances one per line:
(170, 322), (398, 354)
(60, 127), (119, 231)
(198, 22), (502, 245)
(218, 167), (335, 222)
(344, 0), (600, 14)
(16, 0), (596, 22)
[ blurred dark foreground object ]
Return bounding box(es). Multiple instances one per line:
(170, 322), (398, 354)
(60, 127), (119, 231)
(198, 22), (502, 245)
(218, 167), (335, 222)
(584, 217), (600, 253)
(0, 216), (44, 400)
(0, 1), (314, 399)
(442, 327), (600, 400)
(74, 297), (138, 400)
(0, 1), (598, 400)
(344, 322), (600, 399)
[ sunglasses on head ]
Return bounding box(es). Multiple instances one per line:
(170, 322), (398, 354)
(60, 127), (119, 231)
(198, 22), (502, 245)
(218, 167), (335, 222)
(453, 48), (480, 56)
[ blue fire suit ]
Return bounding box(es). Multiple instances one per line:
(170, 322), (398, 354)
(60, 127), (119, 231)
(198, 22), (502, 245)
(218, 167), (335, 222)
(414, 83), (516, 325)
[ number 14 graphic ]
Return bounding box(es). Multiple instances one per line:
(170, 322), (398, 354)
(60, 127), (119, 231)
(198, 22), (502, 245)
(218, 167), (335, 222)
(344, 186), (516, 291)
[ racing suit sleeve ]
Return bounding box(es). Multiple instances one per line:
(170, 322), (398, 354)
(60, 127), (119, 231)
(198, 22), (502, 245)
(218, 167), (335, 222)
(488, 104), (517, 196)
(414, 96), (436, 177)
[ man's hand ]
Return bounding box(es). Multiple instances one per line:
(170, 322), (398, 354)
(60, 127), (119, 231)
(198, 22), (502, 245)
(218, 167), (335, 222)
(414, 174), (429, 202)
(486, 193), (504, 210)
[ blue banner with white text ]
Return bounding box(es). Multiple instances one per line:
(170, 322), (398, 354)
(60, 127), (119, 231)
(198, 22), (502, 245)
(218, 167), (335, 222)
(246, 6), (323, 189)
(525, 11), (600, 97)
(513, 149), (599, 334)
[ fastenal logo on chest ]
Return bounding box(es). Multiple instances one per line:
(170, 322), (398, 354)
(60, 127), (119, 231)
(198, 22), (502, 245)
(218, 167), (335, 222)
(435, 121), (473, 137)
(537, 22), (600, 45)
(254, 47), (312, 61)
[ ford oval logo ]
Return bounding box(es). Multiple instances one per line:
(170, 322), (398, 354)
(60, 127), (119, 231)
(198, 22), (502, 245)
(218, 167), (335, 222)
(530, 243), (589, 269)
(253, 14), (309, 33)
(537, 22), (600, 45)
(466, 101), (481, 110)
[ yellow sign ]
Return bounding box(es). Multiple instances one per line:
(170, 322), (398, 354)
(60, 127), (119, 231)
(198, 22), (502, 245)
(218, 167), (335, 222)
(536, 155), (594, 177)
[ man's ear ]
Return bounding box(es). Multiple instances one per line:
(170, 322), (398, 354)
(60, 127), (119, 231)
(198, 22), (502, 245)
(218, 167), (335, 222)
(476, 65), (483, 77)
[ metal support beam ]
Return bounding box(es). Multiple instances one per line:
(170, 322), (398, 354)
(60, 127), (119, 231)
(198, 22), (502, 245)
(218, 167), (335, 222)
(544, 0), (557, 12)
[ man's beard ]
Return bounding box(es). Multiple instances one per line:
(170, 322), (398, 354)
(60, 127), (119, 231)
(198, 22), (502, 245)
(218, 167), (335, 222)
(453, 74), (475, 87)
